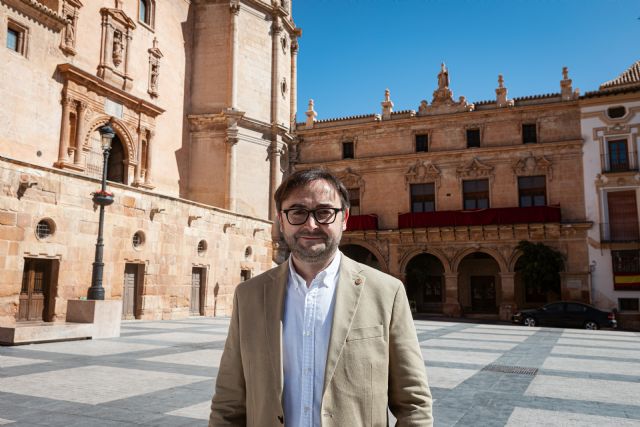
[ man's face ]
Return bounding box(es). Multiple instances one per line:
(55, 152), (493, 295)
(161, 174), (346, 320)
(278, 179), (349, 265)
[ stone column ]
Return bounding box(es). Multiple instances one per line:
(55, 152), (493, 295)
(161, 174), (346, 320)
(229, 2), (240, 108)
(289, 38), (298, 130)
(443, 273), (461, 317)
(57, 96), (73, 165)
(134, 127), (143, 185)
(226, 136), (238, 211)
(270, 19), (281, 126)
(499, 272), (516, 321)
(144, 131), (154, 186)
(73, 101), (87, 166)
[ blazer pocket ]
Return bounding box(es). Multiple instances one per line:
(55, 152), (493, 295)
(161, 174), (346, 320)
(346, 325), (383, 341)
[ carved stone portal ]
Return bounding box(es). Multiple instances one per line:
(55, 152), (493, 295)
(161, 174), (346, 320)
(512, 153), (553, 181)
(405, 160), (441, 188)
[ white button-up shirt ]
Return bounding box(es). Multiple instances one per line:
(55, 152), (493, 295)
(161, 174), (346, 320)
(282, 251), (340, 427)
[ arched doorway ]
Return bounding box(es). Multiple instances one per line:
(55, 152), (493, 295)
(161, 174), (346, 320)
(107, 135), (125, 183)
(340, 244), (382, 270)
(405, 253), (445, 314)
(458, 252), (500, 314)
(87, 128), (127, 184)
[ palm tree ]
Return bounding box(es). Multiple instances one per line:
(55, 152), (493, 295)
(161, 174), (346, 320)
(515, 240), (565, 300)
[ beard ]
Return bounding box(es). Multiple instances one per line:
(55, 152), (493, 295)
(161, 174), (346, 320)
(284, 229), (340, 264)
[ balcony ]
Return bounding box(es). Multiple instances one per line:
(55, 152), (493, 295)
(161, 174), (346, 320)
(346, 214), (378, 231)
(602, 151), (638, 173)
(599, 222), (640, 243)
(398, 206), (561, 229)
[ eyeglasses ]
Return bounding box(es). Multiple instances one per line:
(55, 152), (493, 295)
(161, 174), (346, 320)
(281, 207), (343, 225)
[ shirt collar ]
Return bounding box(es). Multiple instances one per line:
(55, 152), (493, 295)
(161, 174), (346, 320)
(288, 250), (342, 291)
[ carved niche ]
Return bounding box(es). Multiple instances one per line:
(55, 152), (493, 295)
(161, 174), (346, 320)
(60, 0), (82, 55)
(512, 153), (553, 181)
(147, 37), (163, 98)
(97, 5), (136, 90)
(405, 160), (441, 188)
(456, 157), (494, 181)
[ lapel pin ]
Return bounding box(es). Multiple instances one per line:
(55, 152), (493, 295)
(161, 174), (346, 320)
(354, 278), (362, 286)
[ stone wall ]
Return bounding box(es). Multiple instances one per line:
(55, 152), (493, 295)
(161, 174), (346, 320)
(0, 157), (273, 327)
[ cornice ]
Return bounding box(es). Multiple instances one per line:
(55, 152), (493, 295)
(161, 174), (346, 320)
(298, 139), (584, 172)
(3, 0), (66, 30)
(57, 63), (164, 117)
(297, 100), (580, 135)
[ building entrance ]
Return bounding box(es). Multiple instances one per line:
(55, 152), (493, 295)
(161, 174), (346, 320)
(122, 263), (143, 319)
(18, 258), (58, 322)
(470, 276), (496, 313)
(190, 267), (206, 316)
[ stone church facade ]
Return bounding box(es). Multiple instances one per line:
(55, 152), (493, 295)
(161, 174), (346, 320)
(0, 0), (299, 328)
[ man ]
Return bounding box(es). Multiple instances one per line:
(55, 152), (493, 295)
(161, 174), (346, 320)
(210, 169), (432, 427)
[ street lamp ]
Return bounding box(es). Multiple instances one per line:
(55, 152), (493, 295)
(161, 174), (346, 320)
(87, 121), (116, 300)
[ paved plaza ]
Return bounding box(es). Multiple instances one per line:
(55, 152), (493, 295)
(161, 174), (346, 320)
(0, 318), (639, 426)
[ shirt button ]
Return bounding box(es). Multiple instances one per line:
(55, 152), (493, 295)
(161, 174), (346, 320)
(304, 331), (311, 336)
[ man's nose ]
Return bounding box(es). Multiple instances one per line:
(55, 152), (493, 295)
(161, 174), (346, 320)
(301, 213), (320, 229)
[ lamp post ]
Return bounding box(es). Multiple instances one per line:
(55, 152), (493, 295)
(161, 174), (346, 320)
(87, 122), (115, 300)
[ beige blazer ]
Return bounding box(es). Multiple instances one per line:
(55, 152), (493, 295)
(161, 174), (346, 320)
(210, 255), (432, 427)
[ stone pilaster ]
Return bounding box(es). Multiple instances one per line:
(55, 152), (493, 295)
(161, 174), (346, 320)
(57, 95), (74, 166)
(73, 101), (87, 166)
(443, 273), (461, 317)
(499, 272), (516, 321)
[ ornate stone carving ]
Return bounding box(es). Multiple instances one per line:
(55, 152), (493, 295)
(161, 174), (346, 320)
(305, 99), (317, 129)
(405, 160), (441, 187)
(457, 157), (494, 180)
(495, 74), (514, 108)
(337, 167), (365, 192)
(512, 153), (553, 180)
(147, 38), (163, 98)
(418, 63), (474, 116)
(381, 88), (394, 120)
(97, 6), (136, 90)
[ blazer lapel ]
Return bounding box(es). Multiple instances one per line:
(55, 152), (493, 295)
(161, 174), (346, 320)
(264, 261), (288, 400)
(323, 256), (365, 393)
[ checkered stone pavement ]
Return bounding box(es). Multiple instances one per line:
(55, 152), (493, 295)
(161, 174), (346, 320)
(1, 318), (639, 426)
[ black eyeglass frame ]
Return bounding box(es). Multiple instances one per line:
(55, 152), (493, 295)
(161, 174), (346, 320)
(281, 207), (344, 225)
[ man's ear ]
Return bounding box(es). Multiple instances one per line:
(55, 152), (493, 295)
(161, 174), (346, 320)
(342, 208), (349, 231)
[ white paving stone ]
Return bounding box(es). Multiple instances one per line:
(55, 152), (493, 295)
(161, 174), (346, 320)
(556, 337), (640, 350)
(166, 401), (211, 420)
(421, 338), (517, 351)
(0, 355), (49, 368)
(415, 321), (459, 327)
(18, 340), (162, 356)
(470, 325), (538, 335)
(421, 348), (501, 365)
(506, 407), (640, 426)
(526, 375), (640, 406)
(143, 349), (224, 367)
(122, 332), (227, 344)
(425, 366), (478, 389)
(561, 329), (639, 338)
(552, 345), (640, 360)
(440, 332), (529, 342)
(0, 365), (210, 405)
(120, 322), (201, 330)
(543, 356), (640, 377)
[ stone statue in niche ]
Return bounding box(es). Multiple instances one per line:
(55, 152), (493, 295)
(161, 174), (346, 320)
(150, 63), (159, 92)
(112, 31), (124, 67)
(64, 16), (75, 47)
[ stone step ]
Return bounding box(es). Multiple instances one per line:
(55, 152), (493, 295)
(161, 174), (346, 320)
(0, 322), (93, 345)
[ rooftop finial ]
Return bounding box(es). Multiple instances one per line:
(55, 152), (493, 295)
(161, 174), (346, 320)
(381, 88), (394, 120)
(305, 99), (317, 129)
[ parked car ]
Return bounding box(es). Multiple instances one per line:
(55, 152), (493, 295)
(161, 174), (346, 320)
(512, 301), (617, 330)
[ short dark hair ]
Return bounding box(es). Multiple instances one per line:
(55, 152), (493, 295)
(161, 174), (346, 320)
(274, 169), (350, 212)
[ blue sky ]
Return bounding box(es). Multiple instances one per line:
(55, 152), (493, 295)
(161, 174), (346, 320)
(294, 0), (640, 122)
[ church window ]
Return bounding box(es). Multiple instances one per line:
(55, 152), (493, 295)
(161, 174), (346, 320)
(342, 142), (354, 159)
(607, 106), (626, 119)
(522, 123), (537, 144)
(415, 134), (428, 152)
(466, 128), (480, 148)
(139, 0), (155, 28)
(6, 20), (27, 56)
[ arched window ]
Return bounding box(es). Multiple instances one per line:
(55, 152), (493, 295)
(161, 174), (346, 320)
(139, 0), (155, 28)
(107, 135), (125, 184)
